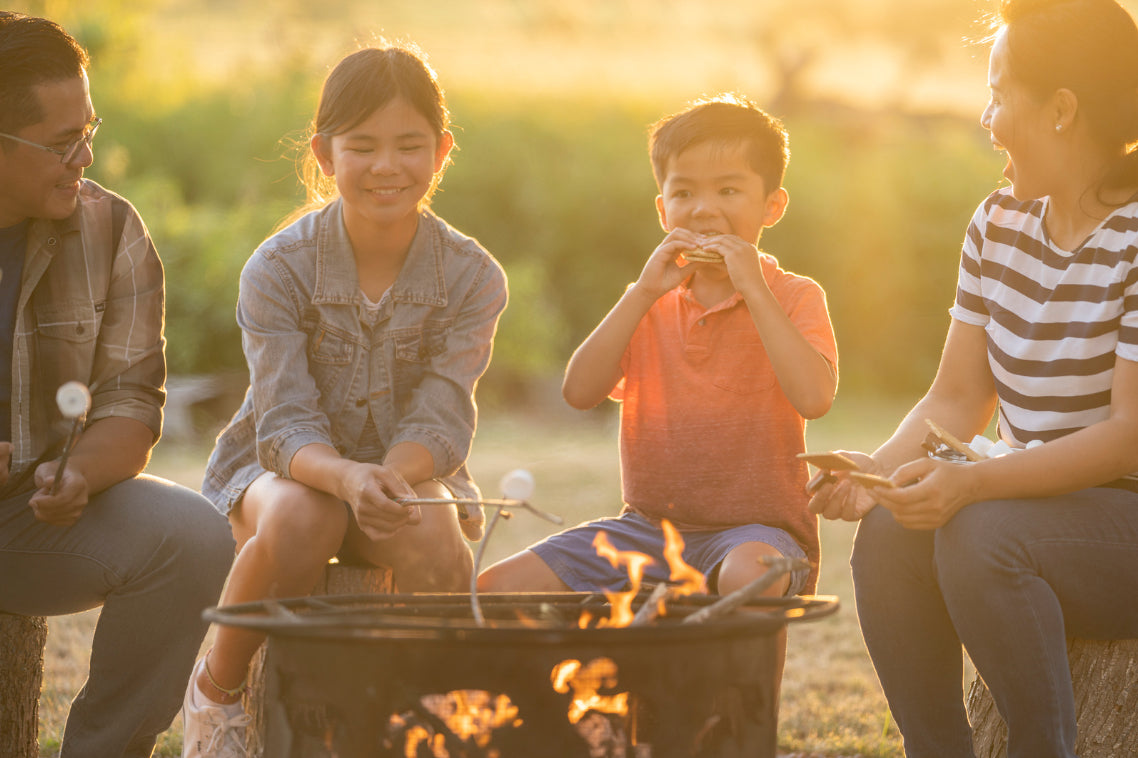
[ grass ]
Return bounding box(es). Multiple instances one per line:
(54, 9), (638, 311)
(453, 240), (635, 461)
(36, 397), (915, 757)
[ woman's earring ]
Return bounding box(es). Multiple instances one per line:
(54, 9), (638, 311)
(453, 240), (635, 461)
(1055, 124), (1063, 132)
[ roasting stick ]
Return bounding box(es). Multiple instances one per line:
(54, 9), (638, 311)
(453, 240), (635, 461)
(681, 556), (809, 625)
(50, 382), (92, 496)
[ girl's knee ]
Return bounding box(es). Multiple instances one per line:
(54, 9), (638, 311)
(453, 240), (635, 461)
(246, 481), (348, 564)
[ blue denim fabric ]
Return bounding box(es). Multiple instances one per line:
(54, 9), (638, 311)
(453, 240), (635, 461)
(530, 510), (809, 595)
(851, 488), (1138, 758)
(202, 201), (507, 513)
(0, 476), (235, 758)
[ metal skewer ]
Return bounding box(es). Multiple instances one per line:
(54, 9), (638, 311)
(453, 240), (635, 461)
(429, 469), (559, 626)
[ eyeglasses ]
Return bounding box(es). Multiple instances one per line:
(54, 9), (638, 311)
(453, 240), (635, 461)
(0, 117), (102, 164)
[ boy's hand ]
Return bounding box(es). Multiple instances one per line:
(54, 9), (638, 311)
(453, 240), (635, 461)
(695, 233), (768, 294)
(633, 228), (709, 299)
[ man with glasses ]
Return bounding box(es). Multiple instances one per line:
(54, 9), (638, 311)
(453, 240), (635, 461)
(0, 13), (235, 757)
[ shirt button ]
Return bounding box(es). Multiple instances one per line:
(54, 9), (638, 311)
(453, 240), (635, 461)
(355, 397), (367, 407)
(47, 237), (58, 246)
(698, 319), (706, 326)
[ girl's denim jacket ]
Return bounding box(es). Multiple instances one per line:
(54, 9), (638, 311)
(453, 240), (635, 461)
(202, 200), (507, 513)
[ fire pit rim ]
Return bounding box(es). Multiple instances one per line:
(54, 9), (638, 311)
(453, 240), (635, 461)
(203, 591), (839, 644)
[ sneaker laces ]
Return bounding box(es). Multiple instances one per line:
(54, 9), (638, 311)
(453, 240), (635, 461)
(201, 708), (252, 757)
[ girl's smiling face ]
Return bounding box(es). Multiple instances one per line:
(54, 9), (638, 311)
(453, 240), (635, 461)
(980, 28), (1057, 201)
(313, 96), (453, 234)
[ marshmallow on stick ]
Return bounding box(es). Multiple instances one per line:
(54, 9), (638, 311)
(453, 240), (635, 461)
(50, 381), (91, 495)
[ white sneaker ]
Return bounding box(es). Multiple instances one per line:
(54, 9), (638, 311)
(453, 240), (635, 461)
(181, 658), (252, 758)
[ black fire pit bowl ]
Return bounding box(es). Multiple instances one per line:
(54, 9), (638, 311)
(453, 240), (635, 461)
(206, 591), (838, 758)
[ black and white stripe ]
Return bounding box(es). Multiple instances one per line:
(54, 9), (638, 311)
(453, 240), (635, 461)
(950, 188), (1138, 484)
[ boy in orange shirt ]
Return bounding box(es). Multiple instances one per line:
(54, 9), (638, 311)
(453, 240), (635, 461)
(479, 94), (837, 598)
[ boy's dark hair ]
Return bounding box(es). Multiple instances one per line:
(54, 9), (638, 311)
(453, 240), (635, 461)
(648, 93), (790, 193)
(0, 12), (89, 134)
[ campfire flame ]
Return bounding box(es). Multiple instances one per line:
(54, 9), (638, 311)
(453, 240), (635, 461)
(662, 520), (707, 596)
(387, 690), (521, 757)
(592, 532), (654, 627)
(586, 520), (706, 629)
(551, 658), (629, 724)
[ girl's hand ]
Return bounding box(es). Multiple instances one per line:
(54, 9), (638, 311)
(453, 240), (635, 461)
(29, 460), (89, 527)
(633, 228), (708, 299)
(807, 451), (879, 521)
(870, 457), (982, 530)
(341, 462), (421, 541)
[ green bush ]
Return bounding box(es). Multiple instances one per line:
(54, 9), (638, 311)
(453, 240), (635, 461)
(73, 33), (1003, 405)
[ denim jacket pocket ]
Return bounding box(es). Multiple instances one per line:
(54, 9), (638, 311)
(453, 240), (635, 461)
(392, 322), (449, 363)
(303, 319), (357, 399)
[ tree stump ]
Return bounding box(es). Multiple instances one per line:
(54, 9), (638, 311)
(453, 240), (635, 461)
(243, 562), (393, 758)
(966, 638), (1138, 757)
(0, 613), (49, 758)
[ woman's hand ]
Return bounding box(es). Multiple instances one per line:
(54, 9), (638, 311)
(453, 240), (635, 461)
(807, 450), (879, 521)
(870, 457), (983, 530)
(340, 461), (421, 541)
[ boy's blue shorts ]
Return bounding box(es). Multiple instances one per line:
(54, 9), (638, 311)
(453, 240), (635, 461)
(529, 511), (808, 596)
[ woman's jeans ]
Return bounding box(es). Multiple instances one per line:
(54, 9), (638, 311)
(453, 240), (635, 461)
(0, 475), (235, 758)
(851, 487), (1138, 758)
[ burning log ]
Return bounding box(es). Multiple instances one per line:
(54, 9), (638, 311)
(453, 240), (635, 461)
(681, 557), (809, 625)
(629, 583), (673, 627)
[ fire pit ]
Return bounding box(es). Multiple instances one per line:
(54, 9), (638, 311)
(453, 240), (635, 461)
(206, 590), (838, 758)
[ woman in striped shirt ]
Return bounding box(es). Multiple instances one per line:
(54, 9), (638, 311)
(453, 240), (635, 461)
(810, 1), (1138, 755)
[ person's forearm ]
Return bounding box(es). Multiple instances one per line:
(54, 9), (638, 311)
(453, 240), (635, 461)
(741, 283), (836, 419)
(873, 388), (998, 474)
(563, 285), (657, 409)
(288, 443), (357, 501)
(68, 417), (154, 495)
(968, 414), (1138, 501)
(383, 441), (436, 488)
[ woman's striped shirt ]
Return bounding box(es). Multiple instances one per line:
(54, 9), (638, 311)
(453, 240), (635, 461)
(949, 188), (1138, 486)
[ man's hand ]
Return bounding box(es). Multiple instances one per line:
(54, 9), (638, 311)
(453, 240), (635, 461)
(29, 459), (89, 527)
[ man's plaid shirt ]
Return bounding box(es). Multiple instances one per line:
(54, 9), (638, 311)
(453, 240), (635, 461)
(10, 180), (164, 476)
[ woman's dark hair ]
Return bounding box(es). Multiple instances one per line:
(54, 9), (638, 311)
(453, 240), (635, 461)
(299, 41), (451, 209)
(0, 12), (89, 134)
(998, 0), (1138, 196)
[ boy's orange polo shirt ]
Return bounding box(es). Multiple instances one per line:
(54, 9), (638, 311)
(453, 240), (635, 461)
(613, 253), (837, 591)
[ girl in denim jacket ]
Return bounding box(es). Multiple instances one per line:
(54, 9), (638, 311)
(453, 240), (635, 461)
(183, 43), (507, 756)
